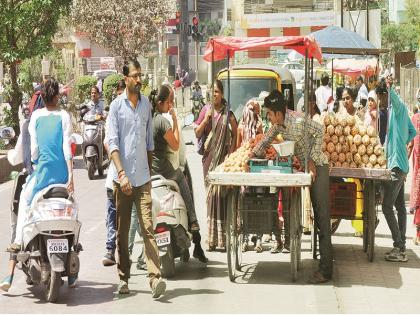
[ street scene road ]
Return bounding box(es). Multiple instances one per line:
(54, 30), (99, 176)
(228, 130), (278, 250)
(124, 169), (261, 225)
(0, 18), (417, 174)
(1, 128), (419, 314)
(1, 0), (420, 313)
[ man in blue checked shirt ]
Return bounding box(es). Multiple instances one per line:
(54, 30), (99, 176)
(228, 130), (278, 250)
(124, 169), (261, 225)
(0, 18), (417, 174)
(107, 59), (166, 298)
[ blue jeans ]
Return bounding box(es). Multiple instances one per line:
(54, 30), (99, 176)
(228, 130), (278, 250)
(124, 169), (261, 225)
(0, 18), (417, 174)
(382, 167), (407, 250)
(128, 205), (143, 257)
(105, 189), (117, 252)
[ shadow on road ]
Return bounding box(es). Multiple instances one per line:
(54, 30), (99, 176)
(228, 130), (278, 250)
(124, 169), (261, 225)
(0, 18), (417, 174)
(73, 158), (86, 170)
(222, 244), (420, 289)
(156, 288), (224, 303)
(15, 280), (118, 306)
(130, 260), (228, 281)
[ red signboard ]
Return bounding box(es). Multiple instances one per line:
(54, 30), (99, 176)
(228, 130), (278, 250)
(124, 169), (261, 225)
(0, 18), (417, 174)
(79, 48), (92, 58)
(166, 46), (178, 56)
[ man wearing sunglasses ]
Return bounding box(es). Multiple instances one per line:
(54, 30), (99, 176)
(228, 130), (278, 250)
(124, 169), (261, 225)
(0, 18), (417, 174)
(107, 59), (166, 298)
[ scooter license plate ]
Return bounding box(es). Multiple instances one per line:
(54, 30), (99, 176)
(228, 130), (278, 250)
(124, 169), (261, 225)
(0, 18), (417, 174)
(155, 231), (171, 247)
(47, 239), (69, 254)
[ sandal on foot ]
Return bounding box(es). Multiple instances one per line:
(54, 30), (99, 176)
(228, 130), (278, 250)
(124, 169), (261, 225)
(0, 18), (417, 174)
(0, 275), (13, 292)
(255, 239), (263, 253)
(6, 243), (21, 254)
(271, 241), (283, 254)
(307, 271), (330, 284)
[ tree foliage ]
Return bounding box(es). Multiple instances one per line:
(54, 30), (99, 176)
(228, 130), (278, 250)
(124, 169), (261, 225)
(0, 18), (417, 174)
(103, 73), (123, 105)
(381, 0), (420, 54)
(75, 75), (97, 103)
(71, 0), (175, 61)
(0, 0), (72, 134)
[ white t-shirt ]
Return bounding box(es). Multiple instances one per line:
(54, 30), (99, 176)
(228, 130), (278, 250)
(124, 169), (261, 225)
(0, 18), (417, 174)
(315, 85), (333, 112)
(356, 84), (369, 103)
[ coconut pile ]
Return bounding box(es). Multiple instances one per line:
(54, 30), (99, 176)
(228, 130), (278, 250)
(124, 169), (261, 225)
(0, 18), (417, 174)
(321, 113), (386, 169)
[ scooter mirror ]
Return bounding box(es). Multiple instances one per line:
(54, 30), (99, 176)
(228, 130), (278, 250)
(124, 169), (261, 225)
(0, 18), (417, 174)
(0, 127), (15, 140)
(71, 133), (83, 145)
(183, 113), (195, 127)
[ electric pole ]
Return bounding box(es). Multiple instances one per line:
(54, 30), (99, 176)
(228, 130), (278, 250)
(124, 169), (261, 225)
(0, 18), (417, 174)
(180, 0), (189, 72)
(194, 0), (199, 82)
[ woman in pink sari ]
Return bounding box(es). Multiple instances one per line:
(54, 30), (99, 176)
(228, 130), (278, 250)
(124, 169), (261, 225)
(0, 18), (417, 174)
(408, 107), (420, 245)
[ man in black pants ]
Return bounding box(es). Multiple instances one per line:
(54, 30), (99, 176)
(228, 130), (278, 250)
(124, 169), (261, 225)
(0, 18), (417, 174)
(250, 89), (333, 283)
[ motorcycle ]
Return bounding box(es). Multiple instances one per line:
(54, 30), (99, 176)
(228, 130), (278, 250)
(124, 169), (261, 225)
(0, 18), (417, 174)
(77, 105), (108, 180)
(190, 92), (205, 121)
(16, 184), (82, 303)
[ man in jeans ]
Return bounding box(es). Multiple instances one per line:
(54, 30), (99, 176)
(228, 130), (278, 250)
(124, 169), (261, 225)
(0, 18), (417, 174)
(107, 59), (166, 297)
(377, 79), (416, 262)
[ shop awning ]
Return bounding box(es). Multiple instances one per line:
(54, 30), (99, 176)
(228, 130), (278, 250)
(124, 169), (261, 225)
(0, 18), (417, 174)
(203, 36), (323, 63)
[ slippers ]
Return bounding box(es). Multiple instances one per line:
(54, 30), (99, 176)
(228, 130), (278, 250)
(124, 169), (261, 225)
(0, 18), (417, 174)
(6, 243), (21, 254)
(307, 271), (330, 284)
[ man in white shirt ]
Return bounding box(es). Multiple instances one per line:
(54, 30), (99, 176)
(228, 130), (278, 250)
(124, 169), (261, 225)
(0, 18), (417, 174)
(315, 73), (333, 112)
(356, 76), (369, 106)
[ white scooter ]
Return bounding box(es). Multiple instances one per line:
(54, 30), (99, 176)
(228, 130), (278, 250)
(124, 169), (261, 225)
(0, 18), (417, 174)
(151, 175), (191, 278)
(1, 127), (83, 303)
(16, 184), (82, 303)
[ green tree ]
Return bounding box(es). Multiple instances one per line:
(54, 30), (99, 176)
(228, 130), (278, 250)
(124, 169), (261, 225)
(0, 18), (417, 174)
(381, 0), (420, 54)
(103, 73), (123, 105)
(0, 0), (72, 134)
(74, 75), (97, 103)
(71, 0), (175, 61)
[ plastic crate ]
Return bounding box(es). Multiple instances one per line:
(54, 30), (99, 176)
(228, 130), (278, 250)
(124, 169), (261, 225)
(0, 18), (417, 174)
(249, 158), (292, 174)
(239, 193), (278, 234)
(329, 182), (357, 218)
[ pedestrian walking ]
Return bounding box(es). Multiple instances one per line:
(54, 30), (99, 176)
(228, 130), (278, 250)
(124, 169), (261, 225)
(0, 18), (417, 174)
(194, 79), (238, 251)
(408, 106), (420, 245)
(377, 78), (417, 262)
(107, 59), (166, 297)
(102, 80), (126, 267)
(249, 89), (333, 284)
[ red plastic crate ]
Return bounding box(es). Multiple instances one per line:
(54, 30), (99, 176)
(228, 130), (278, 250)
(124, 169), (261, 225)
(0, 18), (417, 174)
(329, 182), (357, 218)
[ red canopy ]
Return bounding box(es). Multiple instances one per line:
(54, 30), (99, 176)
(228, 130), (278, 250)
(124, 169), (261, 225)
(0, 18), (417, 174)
(203, 36), (323, 63)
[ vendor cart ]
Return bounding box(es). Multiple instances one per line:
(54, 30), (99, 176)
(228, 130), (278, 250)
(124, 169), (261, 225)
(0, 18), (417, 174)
(311, 167), (391, 262)
(203, 35), (322, 282)
(207, 172), (311, 281)
(329, 167), (390, 262)
(307, 26), (390, 262)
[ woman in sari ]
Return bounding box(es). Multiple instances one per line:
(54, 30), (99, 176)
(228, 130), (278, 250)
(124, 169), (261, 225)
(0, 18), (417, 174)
(194, 79), (238, 251)
(408, 106), (420, 244)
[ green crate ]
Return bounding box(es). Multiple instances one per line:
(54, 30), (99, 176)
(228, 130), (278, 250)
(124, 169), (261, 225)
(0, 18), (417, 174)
(249, 158), (292, 174)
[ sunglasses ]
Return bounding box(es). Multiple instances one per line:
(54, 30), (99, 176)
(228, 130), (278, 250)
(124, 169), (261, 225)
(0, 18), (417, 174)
(127, 73), (145, 79)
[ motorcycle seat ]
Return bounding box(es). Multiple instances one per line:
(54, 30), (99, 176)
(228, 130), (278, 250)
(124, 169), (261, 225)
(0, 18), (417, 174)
(43, 187), (69, 199)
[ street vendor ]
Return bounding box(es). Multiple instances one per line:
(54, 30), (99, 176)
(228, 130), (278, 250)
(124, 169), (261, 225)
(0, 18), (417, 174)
(249, 89), (333, 284)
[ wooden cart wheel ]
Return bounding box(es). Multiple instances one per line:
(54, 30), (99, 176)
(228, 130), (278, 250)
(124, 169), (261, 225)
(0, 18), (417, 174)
(290, 188), (302, 281)
(367, 181), (376, 262)
(227, 188), (239, 281)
